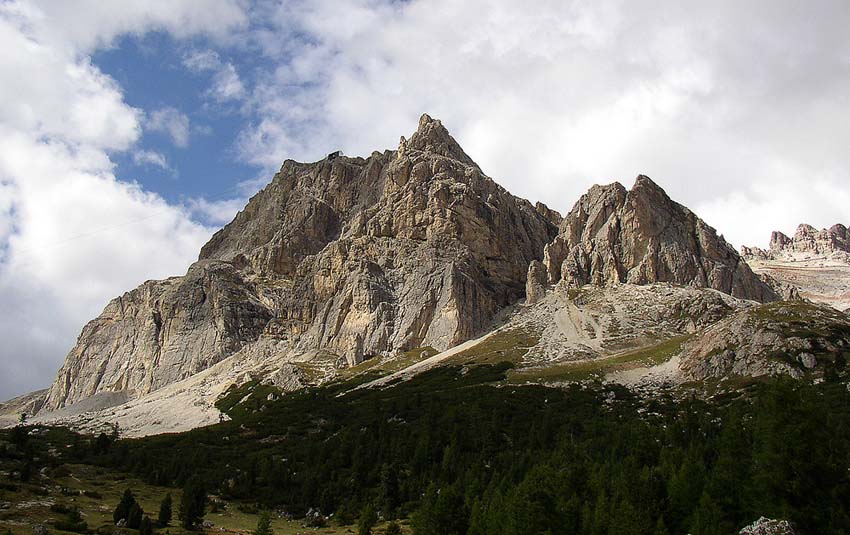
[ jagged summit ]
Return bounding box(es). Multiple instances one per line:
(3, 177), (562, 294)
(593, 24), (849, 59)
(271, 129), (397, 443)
(530, 174), (777, 302)
(399, 113), (478, 167)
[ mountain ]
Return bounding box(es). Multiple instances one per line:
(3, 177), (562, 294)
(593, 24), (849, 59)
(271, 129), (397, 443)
(3, 114), (841, 437)
(43, 114), (559, 411)
(742, 223), (850, 311)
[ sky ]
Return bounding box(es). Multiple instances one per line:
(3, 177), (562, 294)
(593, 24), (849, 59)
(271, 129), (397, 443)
(1, 0), (850, 400)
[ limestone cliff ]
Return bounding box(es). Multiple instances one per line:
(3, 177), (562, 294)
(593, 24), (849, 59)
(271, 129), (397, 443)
(538, 175), (777, 302)
(43, 114), (559, 410)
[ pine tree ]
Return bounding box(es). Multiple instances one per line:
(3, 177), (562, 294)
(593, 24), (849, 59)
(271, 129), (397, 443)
(357, 503), (377, 535)
(254, 511), (273, 535)
(127, 502), (144, 530)
(158, 493), (173, 527)
(179, 479), (206, 530)
(114, 488), (137, 525)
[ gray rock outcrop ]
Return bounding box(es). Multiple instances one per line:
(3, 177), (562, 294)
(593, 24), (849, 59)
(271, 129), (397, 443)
(739, 517), (798, 535)
(43, 114), (559, 410)
(537, 175), (777, 302)
(678, 301), (850, 381)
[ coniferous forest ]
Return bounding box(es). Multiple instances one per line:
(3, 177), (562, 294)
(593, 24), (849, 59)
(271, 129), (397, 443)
(7, 363), (844, 535)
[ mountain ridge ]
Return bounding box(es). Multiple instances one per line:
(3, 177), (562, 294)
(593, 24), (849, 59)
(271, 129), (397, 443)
(2, 113), (832, 435)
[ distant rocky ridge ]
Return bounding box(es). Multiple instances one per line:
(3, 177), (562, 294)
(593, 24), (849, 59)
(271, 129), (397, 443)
(742, 223), (850, 261)
(7, 114), (830, 432)
(742, 224), (850, 311)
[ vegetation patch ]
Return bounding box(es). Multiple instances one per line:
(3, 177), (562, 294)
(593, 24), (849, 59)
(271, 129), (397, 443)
(510, 334), (692, 383)
(446, 328), (540, 365)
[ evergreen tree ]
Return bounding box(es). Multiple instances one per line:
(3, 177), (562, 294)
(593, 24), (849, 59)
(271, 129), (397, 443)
(254, 511), (273, 535)
(158, 493), (173, 527)
(179, 479), (206, 530)
(114, 488), (137, 525)
(413, 484), (468, 535)
(127, 502), (144, 530)
(139, 516), (153, 535)
(380, 463), (400, 518)
(357, 503), (377, 535)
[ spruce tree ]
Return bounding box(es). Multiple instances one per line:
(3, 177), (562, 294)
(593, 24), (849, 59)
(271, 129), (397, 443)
(179, 479), (206, 530)
(254, 511), (273, 535)
(357, 503), (377, 535)
(127, 502), (144, 530)
(158, 493), (173, 526)
(114, 488), (137, 525)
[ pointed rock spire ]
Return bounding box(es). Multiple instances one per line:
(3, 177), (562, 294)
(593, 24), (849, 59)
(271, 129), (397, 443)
(402, 113), (477, 166)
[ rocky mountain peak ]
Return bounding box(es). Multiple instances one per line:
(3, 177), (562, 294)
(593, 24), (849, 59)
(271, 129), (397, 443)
(537, 175), (777, 302)
(398, 113), (477, 167)
(42, 114), (559, 411)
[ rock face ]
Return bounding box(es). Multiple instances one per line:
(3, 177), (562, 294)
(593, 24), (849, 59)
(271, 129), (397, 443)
(742, 223), (850, 260)
(678, 301), (850, 381)
(537, 176), (777, 302)
(43, 114), (559, 411)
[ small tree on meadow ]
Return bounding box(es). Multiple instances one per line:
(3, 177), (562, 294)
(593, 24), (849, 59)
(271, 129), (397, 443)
(114, 488), (137, 525)
(357, 503), (377, 535)
(178, 479), (206, 530)
(254, 511), (273, 535)
(158, 493), (173, 526)
(127, 502), (144, 530)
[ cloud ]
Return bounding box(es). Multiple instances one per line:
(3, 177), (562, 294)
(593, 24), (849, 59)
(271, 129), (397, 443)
(147, 107), (190, 147)
(0, 1), (246, 399)
(237, 0), (850, 249)
(188, 197), (245, 226)
(182, 48), (245, 103)
(132, 149), (171, 170)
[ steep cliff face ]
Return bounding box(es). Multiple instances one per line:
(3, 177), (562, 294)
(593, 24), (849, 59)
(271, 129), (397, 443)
(43, 114), (559, 410)
(538, 175), (778, 302)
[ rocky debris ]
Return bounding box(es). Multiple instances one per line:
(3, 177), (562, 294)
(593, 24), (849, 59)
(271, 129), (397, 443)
(678, 301), (850, 381)
(513, 283), (747, 366)
(742, 224), (850, 311)
(537, 176), (777, 302)
(41, 114), (559, 411)
(739, 517), (798, 535)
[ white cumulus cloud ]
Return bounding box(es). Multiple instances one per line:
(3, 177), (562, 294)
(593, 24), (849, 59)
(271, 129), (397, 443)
(0, 0), (246, 400)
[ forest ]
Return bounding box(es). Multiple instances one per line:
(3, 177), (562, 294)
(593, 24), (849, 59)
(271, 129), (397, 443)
(4, 362), (850, 535)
